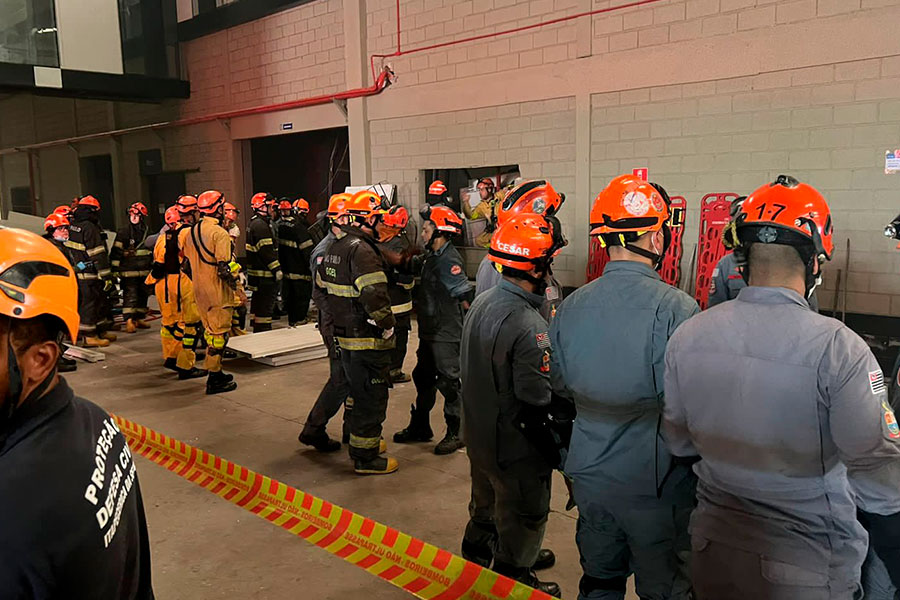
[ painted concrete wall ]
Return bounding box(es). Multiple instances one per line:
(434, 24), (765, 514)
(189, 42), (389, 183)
(2, 0), (900, 314)
(54, 0), (124, 74)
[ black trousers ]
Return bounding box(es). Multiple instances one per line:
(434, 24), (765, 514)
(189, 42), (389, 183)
(302, 336), (352, 440)
(121, 277), (149, 319)
(340, 347), (391, 462)
(77, 278), (103, 336)
(412, 339), (461, 422)
(250, 280), (277, 332)
(390, 324), (410, 373)
(283, 278), (312, 325)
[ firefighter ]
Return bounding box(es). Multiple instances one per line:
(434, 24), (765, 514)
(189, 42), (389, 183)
(461, 177), (502, 247)
(550, 174), (699, 600)
(42, 212), (78, 373)
(664, 175), (900, 599)
(223, 202), (241, 240)
(475, 180), (567, 322)
(394, 205), (474, 455)
(0, 228), (154, 597)
(426, 180), (452, 207)
(276, 198), (314, 326)
(111, 202), (153, 333)
(246, 192), (282, 332)
(145, 205), (205, 380)
(315, 190), (397, 475)
(66, 195), (116, 347)
(221, 201), (248, 335)
(377, 205), (415, 383)
(179, 190), (241, 395)
(461, 213), (567, 597)
(300, 194), (353, 452)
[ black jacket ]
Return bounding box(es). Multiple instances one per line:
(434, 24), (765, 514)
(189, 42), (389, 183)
(66, 207), (111, 280)
(245, 215), (280, 286)
(110, 222), (152, 279)
(276, 216), (313, 279)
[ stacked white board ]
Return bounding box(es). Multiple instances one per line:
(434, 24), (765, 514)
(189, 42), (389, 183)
(226, 325), (327, 367)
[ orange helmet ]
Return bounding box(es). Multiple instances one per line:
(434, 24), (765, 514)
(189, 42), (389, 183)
(346, 190), (389, 220)
(497, 180), (565, 226)
(175, 194), (198, 214)
(198, 190), (225, 215)
(327, 193), (352, 220)
(428, 180), (448, 196)
(735, 174), (834, 262)
(128, 202), (148, 217)
(164, 206), (181, 226)
(251, 192), (273, 211)
(44, 213), (69, 232)
(382, 205), (409, 229)
(53, 205), (72, 217)
(78, 195), (100, 209)
(489, 213), (566, 272)
(423, 205), (463, 235)
(589, 175), (669, 237)
(277, 199), (293, 211)
(293, 199), (310, 213)
(223, 202), (239, 219)
(0, 228), (79, 343)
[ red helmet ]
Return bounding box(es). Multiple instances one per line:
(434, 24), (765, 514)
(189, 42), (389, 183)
(53, 205), (72, 217)
(497, 180), (564, 226)
(423, 205), (463, 235)
(327, 193), (352, 220)
(382, 205), (409, 229)
(277, 199), (293, 211)
(477, 177), (496, 196)
(175, 194), (198, 214)
(223, 202), (239, 219)
(489, 213), (566, 271)
(293, 199), (310, 213)
(251, 192), (273, 211)
(198, 190), (225, 215)
(164, 206), (181, 226)
(78, 195), (100, 209)
(589, 175), (669, 237)
(44, 213), (70, 232)
(735, 175), (834, 261)
(428, 180), (448, 196)
(128, 202), (148, 217)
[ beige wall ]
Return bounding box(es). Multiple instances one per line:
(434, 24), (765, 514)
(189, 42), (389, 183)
(54, 0), (124, 74)
(2, 0), (900, 314)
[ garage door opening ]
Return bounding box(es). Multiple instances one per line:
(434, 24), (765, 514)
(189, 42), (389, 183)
(250, 127), (350, 221)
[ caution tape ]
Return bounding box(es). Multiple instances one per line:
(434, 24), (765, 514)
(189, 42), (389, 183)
(113, 415), (554, 600)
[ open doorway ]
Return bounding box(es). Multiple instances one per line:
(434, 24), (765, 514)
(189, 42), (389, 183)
(249, 127), (350, 222)
(79, 155), (116, 229)
(144, 171), (186, 231)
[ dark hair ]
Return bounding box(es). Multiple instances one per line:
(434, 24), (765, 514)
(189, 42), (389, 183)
(0, 314), (65, 353)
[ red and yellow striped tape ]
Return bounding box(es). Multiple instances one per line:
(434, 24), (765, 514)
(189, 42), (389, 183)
(113, 415), (555, 600)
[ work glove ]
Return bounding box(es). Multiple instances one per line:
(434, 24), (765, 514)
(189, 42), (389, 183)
(367, 319), (394, 340)
(275, 269), (283, 282)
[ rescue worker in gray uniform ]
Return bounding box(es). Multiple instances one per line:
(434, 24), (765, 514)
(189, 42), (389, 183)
(664, 175), (900, 599)
(461, 213), (567, 597)
(393, 205), (474, 455)
(551, 175), (698, 600)
(299, 193), (352, 452)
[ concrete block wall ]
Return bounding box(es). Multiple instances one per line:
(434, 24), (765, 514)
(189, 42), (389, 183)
(589, 57), (900, 314)
(369, 97), (580, 285)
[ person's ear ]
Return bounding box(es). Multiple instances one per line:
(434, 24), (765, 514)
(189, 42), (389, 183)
(22, 341), (59, 383)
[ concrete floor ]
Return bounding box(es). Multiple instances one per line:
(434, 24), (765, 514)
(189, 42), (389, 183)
(66, 318), (638, 600)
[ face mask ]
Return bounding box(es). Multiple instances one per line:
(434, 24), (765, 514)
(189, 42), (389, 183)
(53, 228), (69, 242)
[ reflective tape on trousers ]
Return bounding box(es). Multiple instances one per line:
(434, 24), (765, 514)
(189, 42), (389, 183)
(112, 415), (553, 600)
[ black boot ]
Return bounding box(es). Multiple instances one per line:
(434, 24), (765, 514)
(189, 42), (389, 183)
(434, 416), (464, 455)
(461, 538), (493, 568)
(393, 405), (433, 443)
(533, 549), (556, 571)
(206, 371), (237, 394)
(58, 356), (78, 373)
(298, 431), (341, 453)
(492, 562), (561, 598)
(163, 357), (178, 371)
(178, 367), (207, 380)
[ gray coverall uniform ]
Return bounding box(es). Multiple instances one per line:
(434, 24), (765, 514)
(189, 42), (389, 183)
(663, 287), (900, 600)
(475, 254), (563, 322)
(300, 231), (351, 441)
(412, 240), (473, 429)
(550, 261), (699, 600)
(461, 278), (554, 569)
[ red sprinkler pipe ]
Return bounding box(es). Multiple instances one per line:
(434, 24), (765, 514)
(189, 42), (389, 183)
(369, 0), (671, 81)
(0, 67), (395, 155)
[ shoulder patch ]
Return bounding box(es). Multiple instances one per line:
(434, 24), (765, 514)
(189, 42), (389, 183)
(535, 332), (551, 349)
(540, 349), (551, 373)
(883, 400), (900, 439)
(450, 264), (463, 276)
(870, 370), (886, 395)
(545, 286), (559, 301)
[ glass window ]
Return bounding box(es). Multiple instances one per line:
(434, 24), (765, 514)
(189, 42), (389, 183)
(0, 0), (60, 67)
(117, 0), (179, 78)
